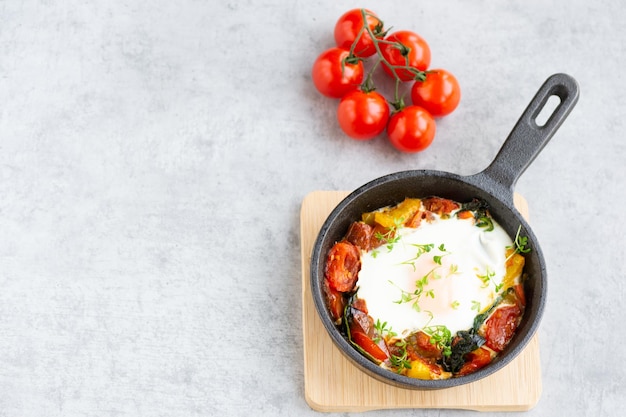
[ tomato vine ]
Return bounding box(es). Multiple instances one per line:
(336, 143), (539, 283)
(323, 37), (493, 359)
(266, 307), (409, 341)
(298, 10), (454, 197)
(312, 8), (462, 152)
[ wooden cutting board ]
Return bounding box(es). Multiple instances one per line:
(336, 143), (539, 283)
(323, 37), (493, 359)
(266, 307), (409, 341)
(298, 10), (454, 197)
(300, 190), (542, 412)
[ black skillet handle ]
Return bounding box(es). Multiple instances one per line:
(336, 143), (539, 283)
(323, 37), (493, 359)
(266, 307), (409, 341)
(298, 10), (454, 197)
(476, 73), (580, 202)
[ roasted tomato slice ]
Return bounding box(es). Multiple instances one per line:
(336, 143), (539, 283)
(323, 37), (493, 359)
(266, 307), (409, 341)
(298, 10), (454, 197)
(325, 241), (361, 292)
(456, 347), (492, 376)
(323, 280), (346, 323)
(348, 307), (388, 361)
(351, 330), (389, 361)
(483, 304), (522, 352)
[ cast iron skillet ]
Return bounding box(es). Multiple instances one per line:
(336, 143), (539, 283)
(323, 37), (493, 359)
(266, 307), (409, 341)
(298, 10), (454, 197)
(310, 73), (579, 389)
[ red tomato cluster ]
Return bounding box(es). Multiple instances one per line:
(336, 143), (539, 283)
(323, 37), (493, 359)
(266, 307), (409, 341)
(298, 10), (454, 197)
(311, 9), (461, 153)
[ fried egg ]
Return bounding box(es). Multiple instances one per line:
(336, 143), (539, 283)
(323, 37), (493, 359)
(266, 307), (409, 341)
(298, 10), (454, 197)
(356, 213), (514, 337)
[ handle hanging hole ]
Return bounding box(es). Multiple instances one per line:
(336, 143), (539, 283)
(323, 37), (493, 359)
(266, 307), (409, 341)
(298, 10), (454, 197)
(534, 95), (561, 127)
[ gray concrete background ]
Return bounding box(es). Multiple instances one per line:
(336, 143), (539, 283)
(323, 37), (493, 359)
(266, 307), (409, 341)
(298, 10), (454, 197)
(1, 0), (624, 416)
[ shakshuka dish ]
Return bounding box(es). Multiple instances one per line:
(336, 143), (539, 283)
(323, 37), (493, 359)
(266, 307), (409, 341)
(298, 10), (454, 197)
(323, 196), (528, 379)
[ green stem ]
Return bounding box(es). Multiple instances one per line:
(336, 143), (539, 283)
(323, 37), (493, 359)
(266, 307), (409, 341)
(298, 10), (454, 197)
(356, 8), (427, 99)
(349, 26), (365, 58)
(391, 78), (404, 111)
(361, 59), (381, 93)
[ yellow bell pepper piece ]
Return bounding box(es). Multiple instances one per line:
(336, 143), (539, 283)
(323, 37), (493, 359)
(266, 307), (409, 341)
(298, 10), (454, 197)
(363, 198), (421, 228)
(406, 359), (433, 380)
(502, 249), (525, 290)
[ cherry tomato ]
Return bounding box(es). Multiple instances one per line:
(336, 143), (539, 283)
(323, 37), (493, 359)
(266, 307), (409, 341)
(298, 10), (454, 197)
(334, 9), (384, 58)
(324, 241), (361, 292)
(380, 30), (431, 81)
(411, 69), (461, 117)
(337, 90), (390, 140)
(311, 47), (364, 98)
(483, 304), (522, 352)
(386, 105), (436, 152)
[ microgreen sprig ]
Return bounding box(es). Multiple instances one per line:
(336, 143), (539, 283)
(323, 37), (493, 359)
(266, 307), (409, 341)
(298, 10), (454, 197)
(373, 220), (403, 254)
(373, 319), (397, 343)
(476, 266), (505, 294)
(389, 339), (412, 373)
(511, 225), (532, 254)
(433, 243), (450, 265)
(400, 243), (434, 270)
(476, 266), (495, 288)
(423, 325), (452, 357)
(389, 267), (440, 312)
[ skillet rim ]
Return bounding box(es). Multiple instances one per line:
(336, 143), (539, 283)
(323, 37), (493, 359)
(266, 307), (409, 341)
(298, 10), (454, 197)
(310, 169), (547, 390)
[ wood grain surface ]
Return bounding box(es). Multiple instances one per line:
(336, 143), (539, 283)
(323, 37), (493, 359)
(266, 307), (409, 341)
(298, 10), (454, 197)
(300, 190), (541, 412)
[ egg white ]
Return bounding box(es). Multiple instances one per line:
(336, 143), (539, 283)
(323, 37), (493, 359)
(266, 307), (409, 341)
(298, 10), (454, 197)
(356, 214), (514, 337)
